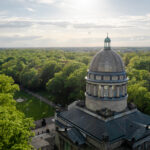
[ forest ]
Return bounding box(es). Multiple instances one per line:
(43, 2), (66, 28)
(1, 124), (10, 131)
(0, 48), (150, 149)
(0, 49), (150, 113)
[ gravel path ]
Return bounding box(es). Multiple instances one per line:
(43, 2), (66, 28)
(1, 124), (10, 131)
(23, 88), (56, 109)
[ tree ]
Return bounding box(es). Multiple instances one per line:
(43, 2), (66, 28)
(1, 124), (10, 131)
(0, 74), (34, 150)
(128, 82), (150, 113)
(66, 66), (87, 102)
(46, 71), (65, 105)
(20, 68), (40, 90)
(0, 74), (19, 95)
(40, 61), (61, 88)
(46, 62), (87, 106)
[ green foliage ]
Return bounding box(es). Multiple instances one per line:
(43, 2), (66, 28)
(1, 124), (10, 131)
(46, 61), (87, 106)
(123, 51), (150, 114)
(0, 106), (34, 150)
(1, 49), (150, 116)
(0, 74), (19, 94)
(128, 83), (150, 112)
(0, 74), (34, 150)
(66, 66), (87, 101)
(0, 49), (92, 91)
(40, 60), (61, 87)
(20, 68), (40, 90)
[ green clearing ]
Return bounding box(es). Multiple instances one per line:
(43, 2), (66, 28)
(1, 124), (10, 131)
(15, 90), (55, 121)
(35, 90), (51, 100)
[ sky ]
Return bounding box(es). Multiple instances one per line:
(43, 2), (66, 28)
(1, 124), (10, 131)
(0, 0), (150, 47)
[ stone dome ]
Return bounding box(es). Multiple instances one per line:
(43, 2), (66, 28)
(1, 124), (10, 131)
(89, 49), (125, 73)
(85, 36), (128, 113)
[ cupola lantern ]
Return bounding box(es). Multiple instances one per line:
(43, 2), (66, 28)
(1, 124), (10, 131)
(104, 33), (111, 50)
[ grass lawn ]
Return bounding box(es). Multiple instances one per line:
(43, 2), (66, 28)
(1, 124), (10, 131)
(34, 90), (51, 100)
(14, 90), (55, 121)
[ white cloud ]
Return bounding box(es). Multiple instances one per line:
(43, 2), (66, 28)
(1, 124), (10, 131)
(0, 13), (150, 47)
(26, 8), (35, 12)
(18, 0), (56, 4)
(36, 0), (56, 4)
(0, 35), (41, 42)
(0, 16), (142, 29)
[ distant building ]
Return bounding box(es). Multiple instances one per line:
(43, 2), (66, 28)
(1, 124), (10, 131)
(55, 36), (150, 150)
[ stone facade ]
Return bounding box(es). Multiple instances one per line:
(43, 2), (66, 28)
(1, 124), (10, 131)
(86, 95), (127, 112)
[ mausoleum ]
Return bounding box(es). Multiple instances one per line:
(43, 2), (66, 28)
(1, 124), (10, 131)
(55, 36), (150, 150)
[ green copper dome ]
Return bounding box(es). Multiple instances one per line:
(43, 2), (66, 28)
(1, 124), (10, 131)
(104, 34), (111, 50)
(104, 36), (111, 43)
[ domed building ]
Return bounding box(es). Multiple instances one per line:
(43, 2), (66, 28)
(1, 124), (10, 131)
(85, 35), (128, 112)
(55, 36), (150, 150)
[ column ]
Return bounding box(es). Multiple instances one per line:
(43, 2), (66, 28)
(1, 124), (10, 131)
(89, 84), (91, 95)
(117, 86), (120, 97)
(104, 86), (108, 97)
(125, 84), (127, 95)
(122, 85), (125, 96)
(101, 86), (104, 97)
(86, 83), (88, 94)
(109, 86), (112, 98)
(93, 85), (96, 97)
(98, 85), (101, 97)
(91, 84), (94, 96)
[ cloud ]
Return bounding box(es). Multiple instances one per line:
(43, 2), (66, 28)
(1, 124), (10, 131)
(0, 13), (150, 47)
(0, 13), (150, 30)
(37, 20), (70, 27)
(129, 36), (150, 41)
(35, 0), (56, 4)
(17, 0), (57, 4)
(26, 8), (35, 12)
(0, 35), (41, 42)
(0, 20), (33, 28)
(73, 23), (134, 29)
(68, 37), (103, 43)
(0, 17), (145, 31)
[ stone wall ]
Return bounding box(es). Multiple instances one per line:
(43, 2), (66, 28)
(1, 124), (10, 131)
(86, 95), (127, 112)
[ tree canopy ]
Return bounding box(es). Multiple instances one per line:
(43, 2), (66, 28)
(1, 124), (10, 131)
(0, 74), (34, 150)
(0, 49), (150, 115)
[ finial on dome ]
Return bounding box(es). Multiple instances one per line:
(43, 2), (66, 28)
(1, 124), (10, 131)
(104, 34), (111, 50)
